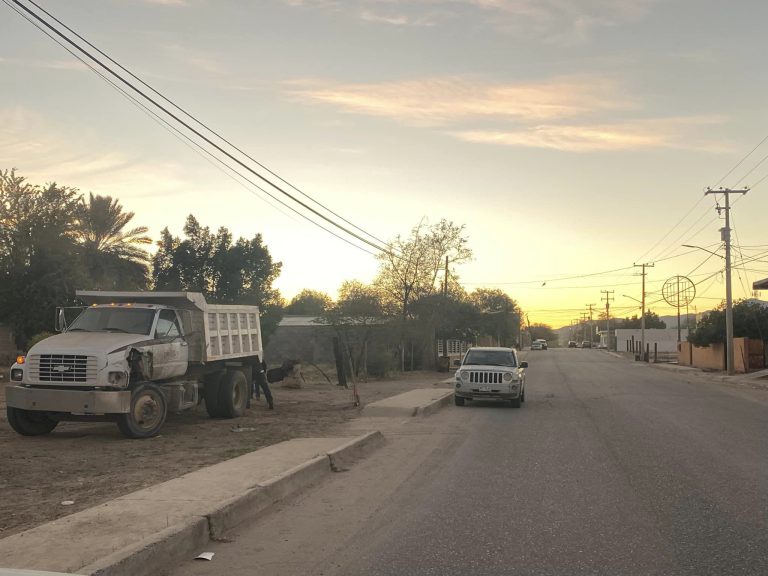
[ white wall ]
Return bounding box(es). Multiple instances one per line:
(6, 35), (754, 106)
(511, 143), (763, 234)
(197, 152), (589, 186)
(615, 328), (688, 353)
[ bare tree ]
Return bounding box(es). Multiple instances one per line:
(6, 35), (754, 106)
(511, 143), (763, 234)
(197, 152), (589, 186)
(374, 219), (472, 321)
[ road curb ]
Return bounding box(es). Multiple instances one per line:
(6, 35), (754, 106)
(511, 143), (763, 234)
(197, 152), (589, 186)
(418, 390), (454, 416)
(207, 454), (331, 539)
(327, 430), (386, 471)
(5, 433), (385, 576)
(83, 517), (209, 576)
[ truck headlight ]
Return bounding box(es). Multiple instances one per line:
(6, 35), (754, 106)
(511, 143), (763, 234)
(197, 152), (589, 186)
(503, 372), (512, 382)
(108, 371), (126, 385)
(11, 368), (23, 381)
(459, 371), (469, 381)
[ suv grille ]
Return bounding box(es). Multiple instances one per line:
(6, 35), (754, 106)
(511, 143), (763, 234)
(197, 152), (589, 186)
(27, 354), (98, 384)
(468, 371), (505, 384)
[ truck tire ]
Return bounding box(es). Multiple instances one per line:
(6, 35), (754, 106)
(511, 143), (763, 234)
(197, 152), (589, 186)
(218, 369), (248, 418)
(7, 407), (58, 436)
(204, 371), (225, 418)
(116, 383), (168, 439)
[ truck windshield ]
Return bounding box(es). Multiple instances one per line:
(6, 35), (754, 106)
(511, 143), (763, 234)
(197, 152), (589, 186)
(463, 350), (516, 367)
(68, 307), (156, 335)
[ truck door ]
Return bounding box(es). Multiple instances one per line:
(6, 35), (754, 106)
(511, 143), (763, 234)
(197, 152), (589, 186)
(151, 309), (190, 379)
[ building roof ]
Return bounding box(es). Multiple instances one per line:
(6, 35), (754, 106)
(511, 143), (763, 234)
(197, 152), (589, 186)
(753, 277), (768, 290)
(278, 315), (322, 327)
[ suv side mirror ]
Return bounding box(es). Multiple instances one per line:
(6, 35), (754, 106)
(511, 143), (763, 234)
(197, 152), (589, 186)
(520, 361), (528, 368)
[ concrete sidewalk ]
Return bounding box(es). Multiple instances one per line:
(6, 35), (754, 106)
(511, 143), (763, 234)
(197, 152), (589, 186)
(362, 388), (454, 417)
(0, 433), (383, 576)
(608, 350), (768, 389)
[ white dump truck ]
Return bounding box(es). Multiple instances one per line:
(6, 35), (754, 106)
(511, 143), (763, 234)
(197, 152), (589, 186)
(6, 291), (265, 438)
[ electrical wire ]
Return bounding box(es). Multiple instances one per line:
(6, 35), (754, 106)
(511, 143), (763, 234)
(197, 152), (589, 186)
(635, 195), (708, 264)
(8, 0), (393, 257)
(22, 0), (391, 253)
(713, 133), (768, 188)
(1, 0), (380, 258)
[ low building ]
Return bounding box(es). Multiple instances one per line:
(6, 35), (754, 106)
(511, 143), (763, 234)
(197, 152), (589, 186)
(754, 278), (768, 291)
(264, 315), (334, 365)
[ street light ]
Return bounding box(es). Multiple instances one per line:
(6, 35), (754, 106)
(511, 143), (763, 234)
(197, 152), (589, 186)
(682, 244), (725, 259)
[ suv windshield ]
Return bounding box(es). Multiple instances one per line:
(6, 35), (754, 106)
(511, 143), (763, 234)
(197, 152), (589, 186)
(68, 307), (156, 336)
(462, 349), (516, 367)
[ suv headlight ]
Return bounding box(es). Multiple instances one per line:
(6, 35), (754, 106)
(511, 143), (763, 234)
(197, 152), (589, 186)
(503, 372), (513, 382)
(459, 370), (469, 381)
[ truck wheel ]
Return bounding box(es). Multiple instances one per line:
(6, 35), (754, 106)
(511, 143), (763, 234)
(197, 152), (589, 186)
(218, 370), (248, 418)
(116, 383), (167, 439)
(204, 371), (225, 418)
(7, 407), (58, 436)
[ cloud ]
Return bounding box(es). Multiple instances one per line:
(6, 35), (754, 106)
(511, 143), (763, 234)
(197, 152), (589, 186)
(0, 57), (88, 72)
(281, 0), (656, 40)
(287, 77), (725, 152)
(454, 116), (727, 152)
(359, 10), (435, 27)
(142, 0), (190, 5)
(0, 106), (188, 197)
(288, 76), (633, 126)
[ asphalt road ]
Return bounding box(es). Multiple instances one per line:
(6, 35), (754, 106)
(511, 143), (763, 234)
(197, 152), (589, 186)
(170, 349), (768, 576)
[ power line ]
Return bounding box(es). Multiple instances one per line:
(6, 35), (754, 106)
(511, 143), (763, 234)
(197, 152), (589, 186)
(7, 0), (393, 257)
(22, 0), (391, 253)
(635, 195), (708, 263)
(2, 0), (381, 258)
(713, 133), (768, 188)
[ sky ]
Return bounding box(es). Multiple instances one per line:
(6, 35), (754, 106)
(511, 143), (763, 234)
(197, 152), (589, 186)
(2, 0), (767, 328)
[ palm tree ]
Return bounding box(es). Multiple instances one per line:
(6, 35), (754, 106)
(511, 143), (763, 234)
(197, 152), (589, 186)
(76, 193), (151, 290)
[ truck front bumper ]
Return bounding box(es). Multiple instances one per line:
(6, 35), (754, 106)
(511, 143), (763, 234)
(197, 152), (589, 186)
(5, 385), (131, 414)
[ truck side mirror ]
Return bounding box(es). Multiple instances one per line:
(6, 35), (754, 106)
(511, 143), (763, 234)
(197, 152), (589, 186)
(520, 361), (528, 368)
(55, 307), (67, 332)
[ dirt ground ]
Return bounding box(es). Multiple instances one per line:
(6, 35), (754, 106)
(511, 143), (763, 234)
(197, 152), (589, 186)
(0, 366), (451, 538)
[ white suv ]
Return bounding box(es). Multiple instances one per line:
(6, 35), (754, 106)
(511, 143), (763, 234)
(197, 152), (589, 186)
(454, 347), (527, 408)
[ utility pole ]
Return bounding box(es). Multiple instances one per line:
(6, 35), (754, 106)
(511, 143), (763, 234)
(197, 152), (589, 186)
(586, 304), (596, 345)
(601, 290), (614, 350)
(633, 263), (654, 361)
(705, 187), (748, 375)
(580, 313), (589, 342)
(442, 256), (449, 360)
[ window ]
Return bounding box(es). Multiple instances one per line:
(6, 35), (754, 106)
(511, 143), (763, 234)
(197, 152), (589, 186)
(462, 349), (516, 367)
(155, 309), (181, 338)
(68, 307), (155, 335)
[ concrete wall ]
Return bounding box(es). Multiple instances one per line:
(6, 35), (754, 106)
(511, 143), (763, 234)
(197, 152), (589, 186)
(679, 338), (764, 373)
(616, 328), (688, 354)
(264, 324), (335, 366)
(692, 342), (725, 371)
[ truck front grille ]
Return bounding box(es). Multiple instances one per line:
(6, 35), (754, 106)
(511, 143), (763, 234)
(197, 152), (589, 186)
(28, 354), (98, 384)
(468, 371), (505, 384)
